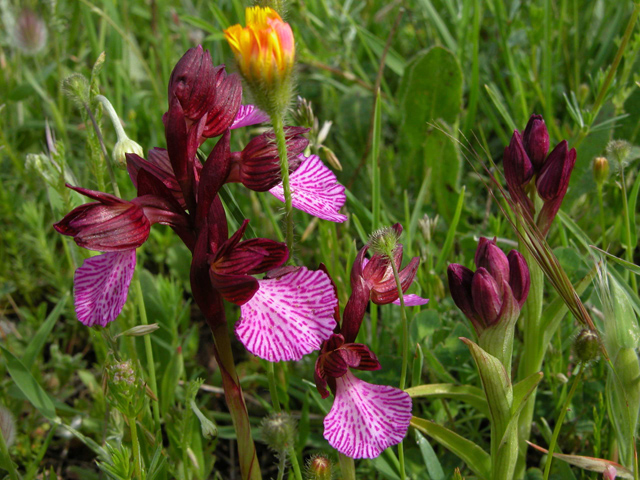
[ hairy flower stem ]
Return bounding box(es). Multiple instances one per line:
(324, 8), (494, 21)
(619, 163), (637, 292)
(388, 250), (409, 480)
(542, 366), (584, 480)
(272, 114), (295, 258)
(210, 322), (262, 480)
(129, 415), (143, 479)
(0, 420), (19, 480)
(338, 453), (356, 480)
(267, 361), (282, 413)
(133, 276), (161, 433)
(288, 448), (304, 480)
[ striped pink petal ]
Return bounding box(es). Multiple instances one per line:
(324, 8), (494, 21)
(324, 371), (412, 459)
(236, 267), (338, 361)
(269, 155), (347, 223)
(74, 250), (136, 327)
(392, 294), (429, 306)
(231, 104), (269, 129)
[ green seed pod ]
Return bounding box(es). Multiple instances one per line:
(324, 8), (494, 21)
(592, 156), (610, 186)
(261, 412), (297, 454)
(305, 454), (333, 480)
(573, 329), (600, 363)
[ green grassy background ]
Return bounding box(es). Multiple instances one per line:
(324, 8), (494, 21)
(1, 0), (639, 478)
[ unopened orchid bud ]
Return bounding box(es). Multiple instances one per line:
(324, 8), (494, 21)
(535, 140), (576, 201)
(474, 238), (510, 290)
(447, 264), (481, 331)
(168, 46), (216, 121)
(306, 454), (333, 480)
(471, 268), (503, 325)
(593, 156), (610, 186)
(507, 250), (530, 307)
(261, 412), (297, 454)
(503, 131), (534, 213)
(574, 329), (600, 363)
(522, 114), (550, 170)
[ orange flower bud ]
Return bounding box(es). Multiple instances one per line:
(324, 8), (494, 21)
(224, 7), (295, 86)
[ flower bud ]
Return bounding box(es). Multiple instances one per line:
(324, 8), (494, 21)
(522, 114), (550, 170)
(507, 250), (530, 307)
(261, 412), (297, 454)
(113, 136), (144, 169)
(503, 131), (534, 212)
(13, 8), (47, 56)
(471, 268), (503, 325)
(535, 140), (576, 201)
(606, 140), (632, 166)
(368, 226), (401, 257)
(168, 46), (216, 121)
(474, 238), (510, 291)
(116, 323), (160, 338)
(574, 329), (600, 363)
(593, 156), (610, 187)
(306, 454), (333, 480)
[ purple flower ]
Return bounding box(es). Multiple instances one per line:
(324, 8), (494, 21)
(269, 154), (347, 223)
(503, 114), (576, 236)
(447, 237), (529, 334)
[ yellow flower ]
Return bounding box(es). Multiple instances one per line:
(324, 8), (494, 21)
(224, 7), (295, 85)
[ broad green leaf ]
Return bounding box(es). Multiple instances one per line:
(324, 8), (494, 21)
(405, 383), (489, 417)
(399, 47), (463, 150)
(415, 430), (445, 480)
(411, 417), (491, 479)
(1, 345), (56, 421)
(22, 294), (68, 367)
(512, 372), (544, 411)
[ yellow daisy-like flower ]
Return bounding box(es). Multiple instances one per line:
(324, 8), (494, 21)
(224, 7), (295, 86)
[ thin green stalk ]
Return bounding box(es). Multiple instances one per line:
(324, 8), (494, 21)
(542, 367), (585, 480)
(272, 114), (295, 257)
(276, 454), (286, 480)
(129, 415), (143, 479)
(133, 277), (161, 433)
(388, 249), (409, 480)
(0, 420), (19, 480)
(338, 453), (356, 480)
(619, 163), (637, 292)
(288, 449), (304, 480)
(597, 184), (607, 247)
(267, 361), (282, 413)
(84, 102), (120, 198)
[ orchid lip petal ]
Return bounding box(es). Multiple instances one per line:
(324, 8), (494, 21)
(231, 104), (270, 129)
(269, 155), (347, 223)
(235, 267), (338, 362)
(323, 371), (412, 459)
(74, 250), (136, 327)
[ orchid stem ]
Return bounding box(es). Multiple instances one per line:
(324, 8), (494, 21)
(129, 415), (144, 479)
(133, 276), (161, 433)
(388, 249), (409, 480)
(266, 361), (282, 413)
(210, 322), (262, 480)
(338, 453), (356, 480)
(272, 114), (295, 259)
(542, 366), (584, 480)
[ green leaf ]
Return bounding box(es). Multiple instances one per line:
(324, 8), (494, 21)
(0, 345), (56, 421)
(512, 372), (544, 411)
(415, 430), (445, 480)
(628, 171), (640, 248)
(411, 417), (491, 479)
(591, 246), (640, 276)
(22, 294), (68, 367)
(434, 186), (465, 272)
(398, 47), (463, 150)
(405, 383), (489, 417)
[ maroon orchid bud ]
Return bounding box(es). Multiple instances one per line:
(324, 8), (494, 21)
(447, 264), (481, 329)
(236, 127), (309, 192)
(54, 186), (150, 252)
(471, 268), (502, 326)
(503, 131), (534, 214)
(522, 114), (549, 170)
(507, 250), (530, 307)
(535, 140), (576, 201)
(201, 67), (243, 139)
(474, 237), (510, 292)
(168, 46), (216, 122)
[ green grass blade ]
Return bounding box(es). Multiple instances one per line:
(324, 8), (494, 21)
(435, 186), (466, 273)
(22, 294), (69, 368)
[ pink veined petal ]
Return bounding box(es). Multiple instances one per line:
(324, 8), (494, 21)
(269, 155), (347, 223)
(323, 371), (412, 459)
(231, 104), (270, 129)
(392, 294), (430, 307)
(74, 250), (136, 327)
(236, 267), (338, 361)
